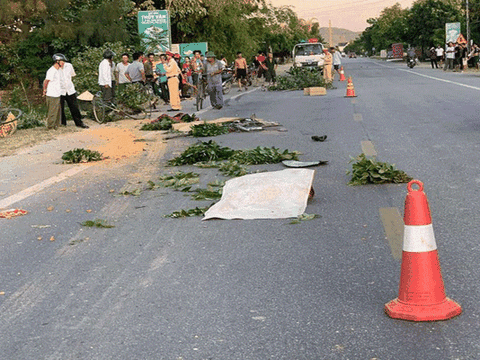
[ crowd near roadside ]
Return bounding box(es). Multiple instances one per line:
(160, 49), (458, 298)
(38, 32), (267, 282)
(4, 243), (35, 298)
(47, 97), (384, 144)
(41, 48), (284, 128)
(426, 42), (480, 71)
(407, 42), (480, 72)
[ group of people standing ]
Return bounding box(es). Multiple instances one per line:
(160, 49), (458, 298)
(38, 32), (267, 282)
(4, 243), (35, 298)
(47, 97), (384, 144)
(42, 48), (282, 127)
(42, 54), (89, 130)
(428, 43), (480, 71)
(100, 49), (226, 111)
(322, 47), (342, 84)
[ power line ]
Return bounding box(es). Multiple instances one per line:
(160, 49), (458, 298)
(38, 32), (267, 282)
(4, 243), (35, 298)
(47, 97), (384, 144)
(292, 0), (411, 14)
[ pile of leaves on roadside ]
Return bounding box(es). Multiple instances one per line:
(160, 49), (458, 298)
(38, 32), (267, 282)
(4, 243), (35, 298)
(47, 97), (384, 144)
(347, 153), (413, 185)
(17, 109), (46, 129)
(167, 140), (299, 166)
(141, 112), (198, 131)
(62, 148), (103, 164)
(189, 122), (230, 137)
(269, 67), (334, 91)
(116, 83), (154, 113)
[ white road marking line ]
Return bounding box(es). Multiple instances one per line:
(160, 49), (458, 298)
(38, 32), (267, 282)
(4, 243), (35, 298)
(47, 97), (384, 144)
(196, 87), (259, 115)
(0, 165), (91, 209)
(379, 207), (404, 260)
(361, 140), (377, 157)
(377, 62), (480, 91)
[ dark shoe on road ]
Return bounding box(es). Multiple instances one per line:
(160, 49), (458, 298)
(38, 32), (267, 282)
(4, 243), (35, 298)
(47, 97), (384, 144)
(311, 135), (327, 142)
(77, 123), (89, 129)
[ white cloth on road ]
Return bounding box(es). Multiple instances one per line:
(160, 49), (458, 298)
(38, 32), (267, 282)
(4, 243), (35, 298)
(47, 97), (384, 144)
(203, 169), (315, 220)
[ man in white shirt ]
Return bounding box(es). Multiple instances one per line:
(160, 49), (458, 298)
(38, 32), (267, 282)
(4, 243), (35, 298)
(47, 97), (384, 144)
(435, 45), (444, 65)
(331, 47), (342, 80)
(43, 54), (65, 130)
(444, 42), (455, 71)
(60, 58), (88, 128)
(115, 53), (131, 92)
(98, 49), (115, 102)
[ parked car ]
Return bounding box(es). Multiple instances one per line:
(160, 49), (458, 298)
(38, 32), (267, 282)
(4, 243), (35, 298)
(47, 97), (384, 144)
(348, 52), (357, 58)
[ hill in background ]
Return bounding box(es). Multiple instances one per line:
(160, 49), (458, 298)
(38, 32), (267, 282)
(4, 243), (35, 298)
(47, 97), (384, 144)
(319, 27), (361, 46)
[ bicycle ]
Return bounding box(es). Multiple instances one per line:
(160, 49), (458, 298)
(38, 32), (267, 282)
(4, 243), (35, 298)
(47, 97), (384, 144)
(193, 74), (207, 112)
(0, 107), (22, 138)
(92, 83), (156, 124)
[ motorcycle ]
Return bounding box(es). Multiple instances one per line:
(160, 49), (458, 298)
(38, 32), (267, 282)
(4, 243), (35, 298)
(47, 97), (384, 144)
(407, 56), (417, 68)
(222, 67), (235, 95)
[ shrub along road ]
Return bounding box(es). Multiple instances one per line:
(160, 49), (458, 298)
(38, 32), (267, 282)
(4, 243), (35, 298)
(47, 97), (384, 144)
(1, 58), (479, 359)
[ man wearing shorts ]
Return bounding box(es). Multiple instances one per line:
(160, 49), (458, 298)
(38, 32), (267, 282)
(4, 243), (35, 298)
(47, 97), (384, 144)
(234, 51), (248, 91)
(331, 47), (342, 80)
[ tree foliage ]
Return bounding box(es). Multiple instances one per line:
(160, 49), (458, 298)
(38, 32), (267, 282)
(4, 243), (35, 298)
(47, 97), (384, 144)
(0, 0), (319, 88)
(347, 0), (463, 56)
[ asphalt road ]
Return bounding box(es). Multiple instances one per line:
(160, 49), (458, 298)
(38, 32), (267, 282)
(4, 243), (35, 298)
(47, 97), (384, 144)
(1, 58), (480, 359)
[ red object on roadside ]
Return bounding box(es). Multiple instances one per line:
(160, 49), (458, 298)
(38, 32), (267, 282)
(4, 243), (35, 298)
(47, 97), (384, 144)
(345, 77), (357, 97)
(339, 66), (346, 81)
(384, 180), (462, 321)
(0, 209), (28, 219)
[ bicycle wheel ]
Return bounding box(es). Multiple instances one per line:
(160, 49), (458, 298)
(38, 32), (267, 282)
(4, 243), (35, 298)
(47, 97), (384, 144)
(142, 83), (155, 119)
(222, 80), (232, 95)
(0, 108), (22, 125)
(92, 92), (106, 124)
(196, 82), (204, 111)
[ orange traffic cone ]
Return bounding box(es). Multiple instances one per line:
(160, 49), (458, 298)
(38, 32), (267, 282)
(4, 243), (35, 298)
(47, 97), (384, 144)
(385, 180), (462, 321)
(339, 66), (346, 81)
(345, 77), (357, 97)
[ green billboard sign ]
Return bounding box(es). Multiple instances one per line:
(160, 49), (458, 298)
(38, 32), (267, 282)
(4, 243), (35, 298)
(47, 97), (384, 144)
(179, 43), (209, 58)
(445, 22), (461, 44)
(138, 10), (171, 53)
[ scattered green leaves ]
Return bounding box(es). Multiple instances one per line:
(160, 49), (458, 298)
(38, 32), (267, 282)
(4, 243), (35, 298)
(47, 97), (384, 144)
(193, 161), (222, 168)
(157, 171), (200, 190)
(118, 189), (142, 196)
(218, 160), (249, 177)
(141, 114), (175, 131)
(62, 148), (103, 163)
(289, 213), (321, 224)
(190, 122), (229, 137)
(191, 187), (223, 201)
(164, 206), (210, 218)
(231, 146), (299, 165)
(347, 153), (413, 185)
(168, 140), (235, 166)
(80, 219), (114, 228)
(169, 140), (299, 167)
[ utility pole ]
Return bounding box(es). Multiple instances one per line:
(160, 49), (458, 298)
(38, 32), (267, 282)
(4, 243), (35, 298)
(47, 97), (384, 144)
(467, 0), (470, 51)
(329, 20), (333, 47)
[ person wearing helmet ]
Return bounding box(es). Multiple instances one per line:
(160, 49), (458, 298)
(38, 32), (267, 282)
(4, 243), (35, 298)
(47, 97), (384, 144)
(60, 56), (89, 128)
(98, 49), (116, 102)
(42, 54), (66, 130)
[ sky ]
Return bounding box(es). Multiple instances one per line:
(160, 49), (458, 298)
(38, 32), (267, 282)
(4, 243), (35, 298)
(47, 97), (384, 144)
(269, 0), (415, 32)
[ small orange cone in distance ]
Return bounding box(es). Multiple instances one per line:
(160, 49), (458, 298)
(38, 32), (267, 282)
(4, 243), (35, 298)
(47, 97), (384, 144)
(385, 180), (462, 321)
(339, 66), (346, 81)
(345, 77), (357, 97)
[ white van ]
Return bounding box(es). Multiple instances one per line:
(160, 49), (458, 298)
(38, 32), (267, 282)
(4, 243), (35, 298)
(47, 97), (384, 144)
(292, 42), (325, 69)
